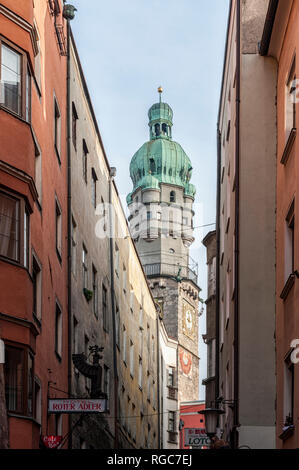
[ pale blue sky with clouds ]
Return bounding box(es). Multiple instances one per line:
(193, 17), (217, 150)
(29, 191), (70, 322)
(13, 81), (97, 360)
(70, 0), (229, 399)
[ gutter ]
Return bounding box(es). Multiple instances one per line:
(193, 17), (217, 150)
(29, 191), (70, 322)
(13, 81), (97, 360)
(259, 0), (279, 56)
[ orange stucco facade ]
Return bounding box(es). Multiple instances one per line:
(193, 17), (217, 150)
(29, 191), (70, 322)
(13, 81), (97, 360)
(0, 0), (68, 448)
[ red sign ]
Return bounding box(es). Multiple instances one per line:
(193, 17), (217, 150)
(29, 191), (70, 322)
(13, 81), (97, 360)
(48, 398), (106, 413)
(42, 435), (63, 449)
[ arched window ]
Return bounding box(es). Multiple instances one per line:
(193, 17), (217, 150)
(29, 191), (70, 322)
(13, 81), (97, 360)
(162, 123), (167, 135)
(155, 123), (160, 137)
(150, 158), (156, 174)
(170, 191), (176, 203)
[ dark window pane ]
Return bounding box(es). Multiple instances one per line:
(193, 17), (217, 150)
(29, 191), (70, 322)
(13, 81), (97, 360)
(1, 44), (21, 115)
(4, 346), (24, 413)
(0, 192), (20, 261)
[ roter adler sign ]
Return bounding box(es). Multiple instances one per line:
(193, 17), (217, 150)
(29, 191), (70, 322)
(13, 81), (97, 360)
(48, 398), (107, 413)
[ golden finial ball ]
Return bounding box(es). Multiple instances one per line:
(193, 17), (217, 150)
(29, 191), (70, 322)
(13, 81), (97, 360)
(158, 86), (163, 94)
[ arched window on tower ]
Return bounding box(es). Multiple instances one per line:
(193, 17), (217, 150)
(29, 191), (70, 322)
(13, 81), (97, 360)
(150, 158), (156, 174)
(162, 123), (167, 136)
(155, 123), (160, 137)
(170, 191), (176, 203)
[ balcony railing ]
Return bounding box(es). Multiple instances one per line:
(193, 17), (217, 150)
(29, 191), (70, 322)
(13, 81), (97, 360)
(143, 258), (198, 284)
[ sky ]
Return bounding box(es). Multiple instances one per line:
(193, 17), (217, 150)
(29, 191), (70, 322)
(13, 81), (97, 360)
(71, 0), (230, 400)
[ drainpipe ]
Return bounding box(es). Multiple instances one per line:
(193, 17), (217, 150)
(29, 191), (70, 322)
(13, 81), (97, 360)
(215, 128), (221, 407)
(156, 316), (161, 449)
(233, 0), (241, 449)
(66, 18), (72, 449)
(63, 2), (77, 449)
(109, 169), (119, 448)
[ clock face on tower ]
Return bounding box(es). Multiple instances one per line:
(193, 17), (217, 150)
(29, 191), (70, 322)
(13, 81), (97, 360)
(182, 301), (195, 339)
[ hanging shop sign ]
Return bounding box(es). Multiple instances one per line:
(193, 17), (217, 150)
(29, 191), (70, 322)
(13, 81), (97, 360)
(48, 398), (107, 413)
(41, 435), (63, 449)
(184, 428), (211, 447)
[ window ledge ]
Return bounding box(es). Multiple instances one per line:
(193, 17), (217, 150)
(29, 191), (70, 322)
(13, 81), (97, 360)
(281, 128), (296, 165)
(280, 273), (298, 301)
(279, 425), (295, 441)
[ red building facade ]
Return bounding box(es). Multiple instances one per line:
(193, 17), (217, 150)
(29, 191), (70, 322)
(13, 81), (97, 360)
(180, 401), (206, 449)
(0, 0), (69, 448)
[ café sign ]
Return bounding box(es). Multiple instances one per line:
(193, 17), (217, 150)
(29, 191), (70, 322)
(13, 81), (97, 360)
(185, 428), (211, 447)
(48, 398), (107, 413)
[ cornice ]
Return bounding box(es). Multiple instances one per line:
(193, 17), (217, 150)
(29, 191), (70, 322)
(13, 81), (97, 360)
(0, 4), (38, 56)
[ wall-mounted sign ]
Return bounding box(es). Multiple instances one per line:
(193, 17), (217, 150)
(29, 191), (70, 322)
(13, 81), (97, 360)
(41, 435), (63, 449)
(184, 428), (211, 447)
(48, 398), (106, 414)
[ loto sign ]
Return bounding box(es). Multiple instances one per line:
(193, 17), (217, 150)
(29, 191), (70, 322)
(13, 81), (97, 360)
(184, 428), (211, 447)
(48, 398), (107, 414)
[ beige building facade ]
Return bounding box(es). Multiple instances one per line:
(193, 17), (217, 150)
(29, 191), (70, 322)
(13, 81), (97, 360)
(69, 32), (158, 449)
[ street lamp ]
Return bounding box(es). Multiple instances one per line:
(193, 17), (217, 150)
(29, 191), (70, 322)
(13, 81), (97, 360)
(198, 408), (225, 438)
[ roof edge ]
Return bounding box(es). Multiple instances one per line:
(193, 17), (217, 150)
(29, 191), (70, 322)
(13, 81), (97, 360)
(259, 0), (279, 56)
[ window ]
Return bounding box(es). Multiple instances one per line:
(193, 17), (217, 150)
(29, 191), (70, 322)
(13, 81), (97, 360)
(115, 244), (119, 275)
(138, 358), (143, 389)
(147, 325), (150, 352)
(130, 340), (134, 377)
(285, 201), (295, 282)
(91, 168), (97, 209)
(4, 344), (34, 416)
(168, 411), (176, 432)
(55, 302), (62, 359)
(0, 190), (29, 267)
(284, 352), (294, 425)
(130, 286), (134, 313)
(170, 191), (176, 203)
(102, 284), (108, 332)
(226, 266), (230, 323)
(72, 102), (78, 150)
(116, 305), (120, 346)
(73, 316), (78, 354)
(0, 43), (22, 116)
(168, 368), (174, 387)
(122, 265), (127, 293)
(82, 140), (88, 183)
(139, 307), (143, 329)
(34, 138), (42, 207)
(82, 245), (88, 289)
(285, 57), (296, 141)
(149, 158), (156, 174)
(122, 326), (127, 364)
(54, 96), (61, 160)
(32, 255), (42, 321)
(55, 414), (62, 437)
(207, 339), (216, 378)
(34, 378), (42, 424)
(104, 365), (110, 397)
(55, 198), (62, 259)
(92, 265), (98, 318)
(71, 216), (77, 275)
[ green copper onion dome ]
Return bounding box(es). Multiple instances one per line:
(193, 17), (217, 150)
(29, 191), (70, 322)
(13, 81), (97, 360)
(127, 88), (196, 205)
